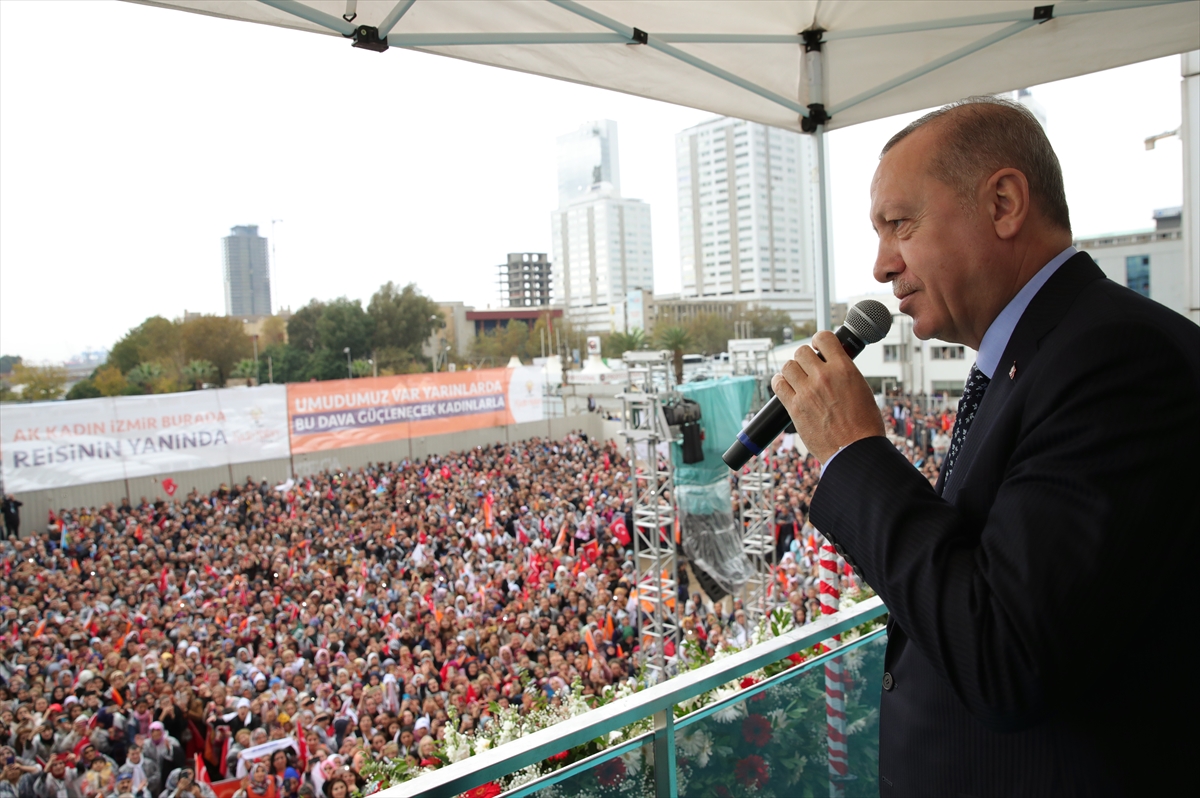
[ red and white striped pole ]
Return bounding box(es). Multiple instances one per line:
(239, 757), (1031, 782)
(819, 541), (848, 798)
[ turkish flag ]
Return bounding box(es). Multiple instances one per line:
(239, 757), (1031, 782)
(162, 478), (178, 496)
(611, 516), (631, 547)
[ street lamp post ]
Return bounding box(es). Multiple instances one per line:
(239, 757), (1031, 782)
(343, 347), (352, 379)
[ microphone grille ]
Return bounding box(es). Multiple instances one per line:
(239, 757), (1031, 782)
(845, 299), (892, 344)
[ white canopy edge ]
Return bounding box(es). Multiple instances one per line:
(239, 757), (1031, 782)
(126, 0), (1200, 131)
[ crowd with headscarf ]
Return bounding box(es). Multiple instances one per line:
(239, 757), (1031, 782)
(0, 430), (864, 792)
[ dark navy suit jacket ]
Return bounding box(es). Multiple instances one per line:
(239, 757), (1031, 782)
(811, 252), (1200, 796)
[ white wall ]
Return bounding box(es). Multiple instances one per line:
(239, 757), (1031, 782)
(1182, 50), (1200, 324)
(8, 414), (605, 539)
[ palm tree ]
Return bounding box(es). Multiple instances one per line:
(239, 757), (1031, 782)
(181, 359), (217, 389)
(127, 362), (165, 392)
(607, 328), (648, 359)
(656, 326), (691, 385)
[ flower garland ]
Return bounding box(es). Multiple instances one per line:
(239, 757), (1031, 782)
(361, 591), (884, 797)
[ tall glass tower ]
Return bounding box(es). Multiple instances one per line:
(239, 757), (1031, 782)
(223, 225), (271, 317)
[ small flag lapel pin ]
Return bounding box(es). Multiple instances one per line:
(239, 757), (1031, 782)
(1009, 362), (1017, 380)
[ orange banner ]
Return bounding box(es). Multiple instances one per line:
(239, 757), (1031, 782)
(286, 367), (544, 454)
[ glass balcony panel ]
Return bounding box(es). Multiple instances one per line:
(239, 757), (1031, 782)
(675, 632), (887, 797)
(519, 737), (655, 798)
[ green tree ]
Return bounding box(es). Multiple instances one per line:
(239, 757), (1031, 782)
(743, 307), (798, 344)
(11, 363), (68, 402)
(683, 313), (733, 355)
(229, 359), (257, 379)
(182, 359), (219, 389)
(126, 362), (165, 393)
(94, 366), (128, 397)
(66, 379), (101, 400)
(656, 326), (692, 385)
(605, 328), (647, 359)
(317, 298), (375, 360)
(109, 316), (183, 375)
(470, 320), (532, 364)
(259, 343), (309, 384)
(260, 315), (288, 347)
(287, 300), (326, 353)
(351, 359), (374, 377)
(180, 315), (253, 385)
(368, 282), (443, 361)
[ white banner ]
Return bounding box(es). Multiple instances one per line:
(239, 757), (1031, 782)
(0, 386), (289, 492)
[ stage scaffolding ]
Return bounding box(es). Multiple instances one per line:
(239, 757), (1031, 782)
(619, 350), (681, 683)
(728, 338), (781, 623)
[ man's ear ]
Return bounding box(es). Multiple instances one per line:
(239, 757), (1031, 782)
(984, 168), (1030, 240)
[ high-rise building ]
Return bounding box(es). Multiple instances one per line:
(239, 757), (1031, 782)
(556, 120), (620, 207)
(676, 117), (821, 321)
(223, 225), (271, 317)
(499, 253), (553, 307)
(551, 121), (653, 333)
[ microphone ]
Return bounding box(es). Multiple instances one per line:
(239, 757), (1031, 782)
(722, 299), (893, 470)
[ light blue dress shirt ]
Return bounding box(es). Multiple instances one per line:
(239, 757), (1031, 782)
(820, 246), (1077, 473)
(974, 246), (1076, 378)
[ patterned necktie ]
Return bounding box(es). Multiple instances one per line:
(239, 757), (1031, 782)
(941, 364), (991, 485)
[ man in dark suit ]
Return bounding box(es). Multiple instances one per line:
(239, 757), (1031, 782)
(773, 97), (1199, 796)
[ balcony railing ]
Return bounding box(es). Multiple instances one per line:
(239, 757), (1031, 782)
(382, 595), (888, 798)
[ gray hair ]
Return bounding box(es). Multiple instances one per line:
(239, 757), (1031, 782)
(881, 96), (1071, 233)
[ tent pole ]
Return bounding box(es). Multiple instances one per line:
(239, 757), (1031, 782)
(376, 0), (417, 37)
(829, 19), (1038, 116)
(804, 33), (833, 333)
(547, 0), (809, 117)
(255, 0), (356, 36)
(814, 125), (832, 333)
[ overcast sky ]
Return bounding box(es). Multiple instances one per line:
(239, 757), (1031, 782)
(0, 1), (1187, 363)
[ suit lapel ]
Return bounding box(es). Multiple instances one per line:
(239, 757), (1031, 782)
(941, 252), (1105, 501)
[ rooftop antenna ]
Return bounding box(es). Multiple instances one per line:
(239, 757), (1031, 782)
(270, 219), (284, 314)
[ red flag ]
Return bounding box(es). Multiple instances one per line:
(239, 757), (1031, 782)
(483, 493), (494, 529)
(583, 539), (599, 565)
(611, 516), (630, 547)
(158, 566), (169, 596)
(195, 753), (210, 785)
(162, 478), (177, 497)
(295, 720), (309, 770)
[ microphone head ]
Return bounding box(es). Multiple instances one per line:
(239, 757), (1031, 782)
(844, 299), (892, 344)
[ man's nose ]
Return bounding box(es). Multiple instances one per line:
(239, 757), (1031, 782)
(874, 237), (904, 284)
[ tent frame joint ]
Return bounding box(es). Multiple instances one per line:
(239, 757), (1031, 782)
(801, 28), (825, 52)
(801, 103), (828, 133)
(351, 25), (389, 52)
(1033, 5), (1055, 23)
(628, 27), (648, 46)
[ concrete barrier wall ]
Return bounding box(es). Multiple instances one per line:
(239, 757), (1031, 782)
(7, 414), (606, 537)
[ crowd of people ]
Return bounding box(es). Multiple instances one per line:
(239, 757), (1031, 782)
(0, 427), (878, 797)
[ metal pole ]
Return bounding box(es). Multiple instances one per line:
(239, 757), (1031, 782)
(252, 335), (259, 385)
(813, 125), (832, 333)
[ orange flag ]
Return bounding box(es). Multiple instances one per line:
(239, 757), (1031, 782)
(604, 613), (615, 642)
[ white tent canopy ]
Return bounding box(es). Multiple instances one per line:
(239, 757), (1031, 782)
(128, 0), (1198, 131)
(127, 0), (1200, 326)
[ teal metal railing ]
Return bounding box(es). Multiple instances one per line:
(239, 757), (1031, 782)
(381, 596), (888, 798)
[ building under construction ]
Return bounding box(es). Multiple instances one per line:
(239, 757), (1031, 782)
(498, 252), (553, 307)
